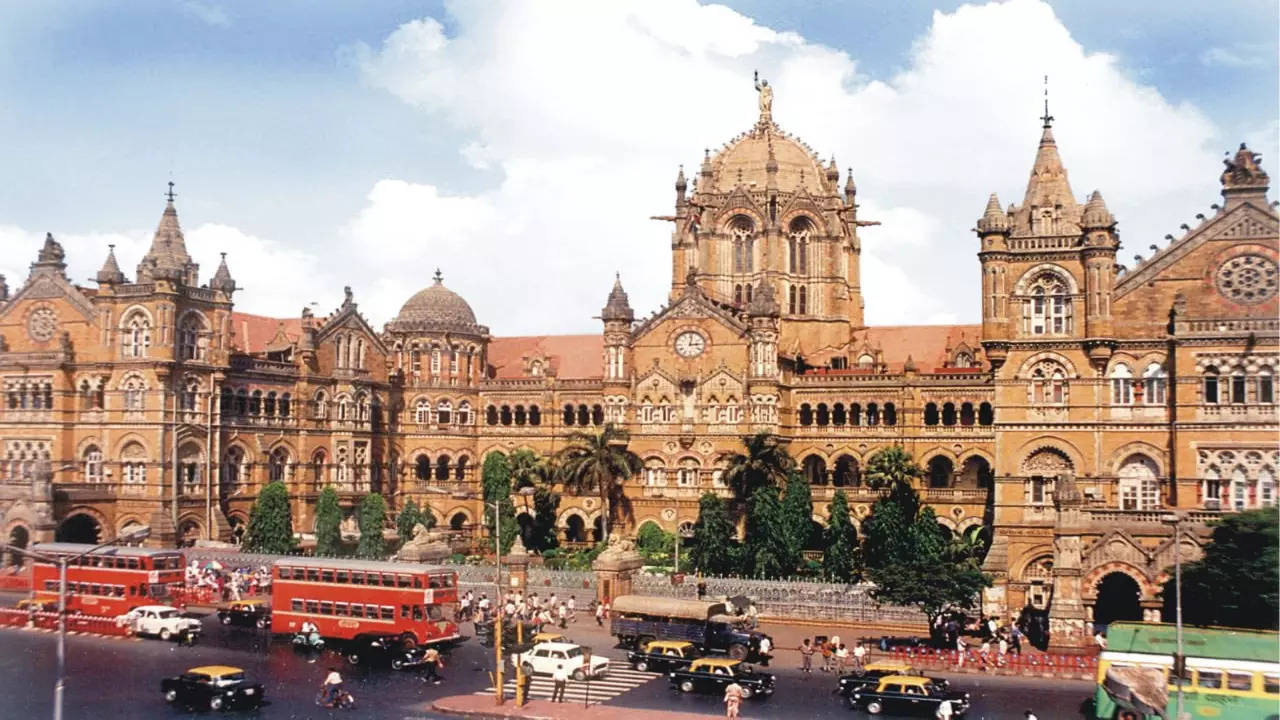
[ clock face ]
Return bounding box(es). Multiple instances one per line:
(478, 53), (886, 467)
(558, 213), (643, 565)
(674, 331), (706, 358)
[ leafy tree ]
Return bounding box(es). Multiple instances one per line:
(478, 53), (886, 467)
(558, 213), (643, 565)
(356, 492), (389, 559)
(689, 492), (737, 575)
(864, 445), (924, 498)
(530, 485), (560, 552)
(509, 449), (549, 490)
(1162, 509), (1278, 629)
(742, 485), (790, 578)
(420, 504), (438, 530)
(780, 472), (813, 573)
(396, 499), (424, 542)
(861, 491), (917, 572)
(823, 490), (858, 581)
(555, 425), (642, 543)
(243, 481), (295, 554)
(481, 451), (517, 554)
(314, 486), (342, 556)
(636, 523), (675, 565)
(718, 432), (795, 509)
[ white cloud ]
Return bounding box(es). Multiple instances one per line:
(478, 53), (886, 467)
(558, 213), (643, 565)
(348, 0), (1221, 335)
(179, 1), (230, 28)
(1200, 45), (1267, 68)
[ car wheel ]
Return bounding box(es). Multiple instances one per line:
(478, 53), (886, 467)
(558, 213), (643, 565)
(522, 663), (535, 676)
(572, 669), (586, 681)
(635, 660), (648, 672)
(740, 686), (754, 699)
(728, 643), (748, 660)
(391, 658), (405, 671)
(866, 700), (883, 715)
(209, 696), (224, 711)
(255, 617), (267, 630)
(347, 653), (361, 665)
(220, 615), (231, 626)
(164, 689), (178, 703)
(159, 628), (173, 641)
(680, 680), (694, 693)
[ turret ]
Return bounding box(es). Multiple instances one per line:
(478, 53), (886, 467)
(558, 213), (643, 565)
(29, 233), (67, 281)
(975, 193), (1011, 348)
(601, 274), (633, 385)
(844, 168), (856, 204)
(826, 156), (839, 188)
(976, 193), (1010, 248)
(1220, 143), (1270, 210)
(210, 252), (236, 295)
(95, 244), (127, 285)
(137, 185), (199, 286)
(674, 165), (687, 207)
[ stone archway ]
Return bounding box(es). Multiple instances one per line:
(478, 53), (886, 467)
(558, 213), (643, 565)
(1094, 572), (1143, 627)
(6, 525), (30, 567)
(56, 513), (102, 543)
(449, 512), (467, 532)
(564, 515), (587, 543)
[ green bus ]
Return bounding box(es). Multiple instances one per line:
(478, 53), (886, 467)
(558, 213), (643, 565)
(1095, 621), (1279, 719)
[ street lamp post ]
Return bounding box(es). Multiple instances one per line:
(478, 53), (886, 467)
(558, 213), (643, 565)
(1162, 512), (1185, 720)
(2, 525), (151, 720)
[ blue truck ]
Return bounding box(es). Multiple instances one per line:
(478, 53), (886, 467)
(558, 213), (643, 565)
(609, 595), (771, 662)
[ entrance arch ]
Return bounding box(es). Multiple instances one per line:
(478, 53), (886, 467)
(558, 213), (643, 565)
(6, 525), (30, 567)
(56, 513), (102, 543)
(564, 515), (586, 543)
(449, 512), (467, 532)
(927, 456), (954, 488)
(1094, 571), (1142, 627)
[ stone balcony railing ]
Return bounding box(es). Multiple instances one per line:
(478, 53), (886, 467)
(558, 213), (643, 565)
(1198, 403), (1279, 422)
(1083, 508), (1220, 527)
(229, 356), (298, 376)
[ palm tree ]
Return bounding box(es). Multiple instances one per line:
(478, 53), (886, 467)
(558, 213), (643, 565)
(508, 448), (550, 491)
(718, 432), (795, 507)
(554, 424), (642, 543)
(863, 445), (922, 497)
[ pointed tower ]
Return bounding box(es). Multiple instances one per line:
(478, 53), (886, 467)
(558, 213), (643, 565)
(600, 273), (634, 424)
(136, 184), (199, 286)
(29, 233), (68, 281)
(96, 244), (127, 285)
(210, 252), (236, 295)
(976, 193), (1012, 361)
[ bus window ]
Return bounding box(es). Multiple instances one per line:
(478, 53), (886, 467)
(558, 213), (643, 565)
(336, 571), (349, 584)
(381, 606), (394, 620)
(397, 575), (411, 588)
(366, 604), (379, 618)
(90, 584), (101, 596)
(128, 586), (136, 596)
(305, 600), (319, 614)
(413, 576), (422, 589)
(442, 574), (454, 588)
(320, 602), (334, 615)
(1265, 675), (1280, 694)
(427, 605), (443, 621)
(137, 583), (146, 595)
(321, 570), (335, 584)
(401, 605), (410, 619)
(306, 569), (320, 582)
(1227, 673), (1254, 691)
(291, 599), (303, 612)
(348, 571), (362, 585)
(429, 577), (441, 589)
(127, 558), (139, 570)
(114, 586), (125, 597)
(149, 584), (169, 599)
(413, 606), (423, 622)
(335, 602), (349, 616)
(277, 567), (291, 580)
(351, 605), (364, 618)
(1197, 670), (1223, 690)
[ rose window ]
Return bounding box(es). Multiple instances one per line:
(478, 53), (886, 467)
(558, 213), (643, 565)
(1215, 254), (1277, 305)
(27, 307), (57, 341)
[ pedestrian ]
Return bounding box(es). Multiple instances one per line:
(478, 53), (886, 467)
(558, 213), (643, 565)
(1094, 629), (1107, 650)
(422, 646), (444, 684)
(853, 642), (867, 671)
(936, 697), (955, 719)
(557, 602), (568, 629)
(821, 638), (834, 673)
(799, 638), (814, 675)
(836, 643), (850, 673)
(955, 636), (967, 668)
(595, 601), (605, 627)
(723, 681), (744, 719)
(567, 595), (577, 623)
(758, 635), (772, 666)
(987, 616), (997, 640)
(746, 603), (759, 630)
(997, 636), (1009, 667)
(551, 664), (568, 703)
(1010, 624), (1023, 655)
(603, 599), (610, 621)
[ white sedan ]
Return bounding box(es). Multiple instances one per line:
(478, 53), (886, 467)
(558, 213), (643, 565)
(518, 642), (610, 681)
(123, 605), (202, 641)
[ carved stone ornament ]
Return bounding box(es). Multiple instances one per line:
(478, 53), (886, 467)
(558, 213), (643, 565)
(1215, 254), (1278, 305)
(26, 306), (58, 342)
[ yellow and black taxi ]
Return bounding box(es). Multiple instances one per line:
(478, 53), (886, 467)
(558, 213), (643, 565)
(215, 598), (271, 630)
(629, 639), (699, 673)
(847, 675), (969, 716)
(837, 660), (951, 698)
(161, 665), (265, 711)
(668, 657), (775, 699)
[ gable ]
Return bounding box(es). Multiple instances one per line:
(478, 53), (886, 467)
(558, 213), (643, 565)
(630, 289), (746, 345)
(0, 273), (96, 325)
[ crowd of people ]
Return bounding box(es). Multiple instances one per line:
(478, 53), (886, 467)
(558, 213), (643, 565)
(458, 588), (592, 631)
(938, 613), (1027, 670)
(182, 561), (271, 602)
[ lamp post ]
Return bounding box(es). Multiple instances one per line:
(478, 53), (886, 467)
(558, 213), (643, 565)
(1161, 512), (1185, 720)
(2, 525), (151, 720)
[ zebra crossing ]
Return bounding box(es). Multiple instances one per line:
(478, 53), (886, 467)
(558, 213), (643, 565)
(472, 665), (659, 705)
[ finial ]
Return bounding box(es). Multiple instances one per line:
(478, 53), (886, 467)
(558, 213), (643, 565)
(1040, 75), (1054, 129)
(220, 252), (227, 260)
(433, 268), (444, 284)
(166, 180), (177, 203)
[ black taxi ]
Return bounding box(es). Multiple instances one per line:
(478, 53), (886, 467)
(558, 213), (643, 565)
(161, 665), (265, 711)
(628, 639), (699, 673)
(215, 598), (271, 630)
(668, 658), (775, 699)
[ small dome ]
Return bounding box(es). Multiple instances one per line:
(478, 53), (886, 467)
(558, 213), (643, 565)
(390, 271), (486, 335)
(709, 125), (830, 195)
(976, 193), (1010, 234)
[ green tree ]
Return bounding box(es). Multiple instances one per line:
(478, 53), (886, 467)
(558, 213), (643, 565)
(718, 432), (795, 509)
(823, 490), (858, 581)
(1162, 509), (1278, 629)
(688, 492), (737, 575)
(481, 451), (517, 554)
(243, 481), (295, 554)
(555, 425), (642, 543)
(314, 486), (342, 556)
(780, 472), (813, 574)
(509, 449), (549, 490)
(742, 485), (790, 578)
(396, 499), (424, 542)
(356, 492), (389, 559)
(636, 523), (675, 565)
(531, 485), (560, 552)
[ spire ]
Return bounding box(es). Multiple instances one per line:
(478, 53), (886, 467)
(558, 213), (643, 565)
(675, 165), (687, 205)
(976, 193), (1010, 234)
(433, 268), (444, 285)
(601, 272), (634, 322)
(700, 148), (713, 182)
(827, 156), (839, 185)
(844, 167), (857, 202)
(210, 252), (235, 294)
(1040, 74), (1054, 129)
(1081, 190), (1116, 231)
(37, 232), (65, 266)
(96, 244), (127, 284)
(137, 184), (195, 283)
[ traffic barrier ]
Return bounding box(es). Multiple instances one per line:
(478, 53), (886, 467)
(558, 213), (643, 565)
(0, 608), (132, 637)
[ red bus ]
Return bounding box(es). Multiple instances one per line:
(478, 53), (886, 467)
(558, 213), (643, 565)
(270, 557), (460, 647)
(30, 542), (186, 616)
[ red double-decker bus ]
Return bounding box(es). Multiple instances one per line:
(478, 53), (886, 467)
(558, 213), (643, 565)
(270, 557), (460, 647)
(29, 543), (186, 616)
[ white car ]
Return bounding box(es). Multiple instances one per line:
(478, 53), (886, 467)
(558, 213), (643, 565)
(518, 641), (610, 681)
(125, 605), (202, 641)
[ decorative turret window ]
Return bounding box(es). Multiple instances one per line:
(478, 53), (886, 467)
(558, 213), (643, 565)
(1028, 360), (1068, 404)
(788, 218), (811, 274)
(178, 313), (206, 361)
(1022, 272), (1071, 336)
(729, 216), (754, 273)
(122, 311), (152, 358)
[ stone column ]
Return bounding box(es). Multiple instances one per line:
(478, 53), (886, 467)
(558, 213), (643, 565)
(1048, 472), (1089, 652)
(591, 536), (644, 603)
(505, 536), (531, 593)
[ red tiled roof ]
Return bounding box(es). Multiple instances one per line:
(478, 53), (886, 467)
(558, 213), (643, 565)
(488, 335), (603, 380)
(230, 312), (303, 354)
(854, 324), (983, 372)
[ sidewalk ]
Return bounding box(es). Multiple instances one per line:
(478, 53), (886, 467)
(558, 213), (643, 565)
(432, 694), (714, 720)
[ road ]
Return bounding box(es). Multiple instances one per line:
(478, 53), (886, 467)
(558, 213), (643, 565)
(0, 610), (1097, 719)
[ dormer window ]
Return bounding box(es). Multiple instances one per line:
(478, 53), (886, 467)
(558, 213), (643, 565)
(530, 360), (543, 377)
(857, 354), (874, 370)
(954, 352), (973, 369)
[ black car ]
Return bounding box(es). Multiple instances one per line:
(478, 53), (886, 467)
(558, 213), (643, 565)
(837, 661), (950, 698)
(215, 599), (271, 630)
(668, 658), (775, 699)
(627, 640), (700, 673)
(338, 635), (431, 670)
(161, 665), (265, 711)
(848, 676), (969, 716)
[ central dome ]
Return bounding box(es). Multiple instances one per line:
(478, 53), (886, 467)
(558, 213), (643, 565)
(709, 122), (833, 195)
(389, 271), (487, 335)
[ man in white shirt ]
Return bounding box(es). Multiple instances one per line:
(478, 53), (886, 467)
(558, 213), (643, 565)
(567, 595), (576, 622)
(758, 636), (772, 666)
(550, 665), (568, 703)
(322, 667), (343, 706)
(935, 698), (954, 719)
(853, 642), (867, 670)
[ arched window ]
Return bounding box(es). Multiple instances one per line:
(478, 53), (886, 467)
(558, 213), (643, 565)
(1203, 366), (1220, 404)
(456, 456), (468, 482)
(866, 402), (880, 426)
(745, 284), (752, 304)
(1029, 360), (1068, 404)
(954, 352), (973, 369)
(181, 377), (200, 412)
(577, 404), (589, 426)
(500, 405), (513, 426)
(1143, 363), (1167, 405)
(941, 402), (957, 426)
(431, 347), (441, 375)
(415, 399), (431, 424)
(279, 393), (291, 418)
(1117, 455), (1160, 510)
(528, 405), (541, 426)
(832, 403), (846, 426)
(485, 405), (498, 425)
(268, 447), (288, 483)
(802, 455), (827, 485)
(857, 354), (874, 370)
(313, 390), (327, 419)
(1230, 466), (1248, 511)
(591, 404), (604, 426)
(815, 403), (829, 426)
(563, 404), (575, 426)
(249, 390), (262, 415)
(1025, 272), (1071, 336)
(884, 402), (897, 426)
(79, 377), (105, 411)
(264, 391), (277, 416)
(788, 218), (811, 274)
(336, 395), (349, 421)
(1110, 363), (1133, 405)
(1257, 366), (1275, 404)
(82, 445), (103, 483)
(457, 401), (472, 425)
(121, 442), (147, 488)
(924, 402), (939, 426)
(415, 455), (430, 481)
(788, 286), (797, 314)
(121, 375), (146, 412)
(513, 405), (527, 425)
(798, 403), (813, 426)
(435, 455), (451, 482)
(436, 400), (452, 425)
(1230, 368), (1247, 404)
(1258, 467), (1276, 508)
(354, 392), (368, 422)
(959, 402), (975, 426)
(730, 216), (754, 273)
(221, 446), (244, 496)
(677, 458), (699, 487)
(178, 313), (205, 361)
(234, 388), (248, 416)
(849, 402), (861, 426)
(310, 450), (326, 490)
(798, 286), (807, 314)
(1202, 466), (1222, 507)
(734, 285), (743, 305)
(978, 402), (994, 426)
(121, 311), (151, 358)
(644, 459), (666, 487)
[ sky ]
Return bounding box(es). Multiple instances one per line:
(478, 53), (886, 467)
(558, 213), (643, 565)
(1, 0), (1276, 335)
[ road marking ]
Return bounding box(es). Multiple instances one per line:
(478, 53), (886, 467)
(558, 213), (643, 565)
(473, 667), (659, 705)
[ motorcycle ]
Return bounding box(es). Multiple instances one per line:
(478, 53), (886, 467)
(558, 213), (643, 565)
(315, 688), (355, 709)
(293, 631), (325, 650)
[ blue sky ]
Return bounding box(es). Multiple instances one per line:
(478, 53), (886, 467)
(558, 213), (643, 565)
(1, 1), (1276, 334)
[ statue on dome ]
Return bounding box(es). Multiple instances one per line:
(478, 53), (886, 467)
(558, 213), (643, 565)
(754, 70), (772, 121)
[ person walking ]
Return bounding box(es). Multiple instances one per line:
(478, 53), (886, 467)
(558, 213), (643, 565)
(422, 646), (444, 684)
(853, 642), (867, 671)
(551, 664), (568, 703)
(821, 638), (835, 673)
(758, 635), (772, 666)
(557, 602), (568, 629)
(594, 601), (605, 627)
(723, 681), (744, 719)
(936, 697), (955, 720)
(799, 638), (814, 676)
(955, 636), (967, 668)
(567, 595), (577, 623)
(835, 643), (850, 673)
